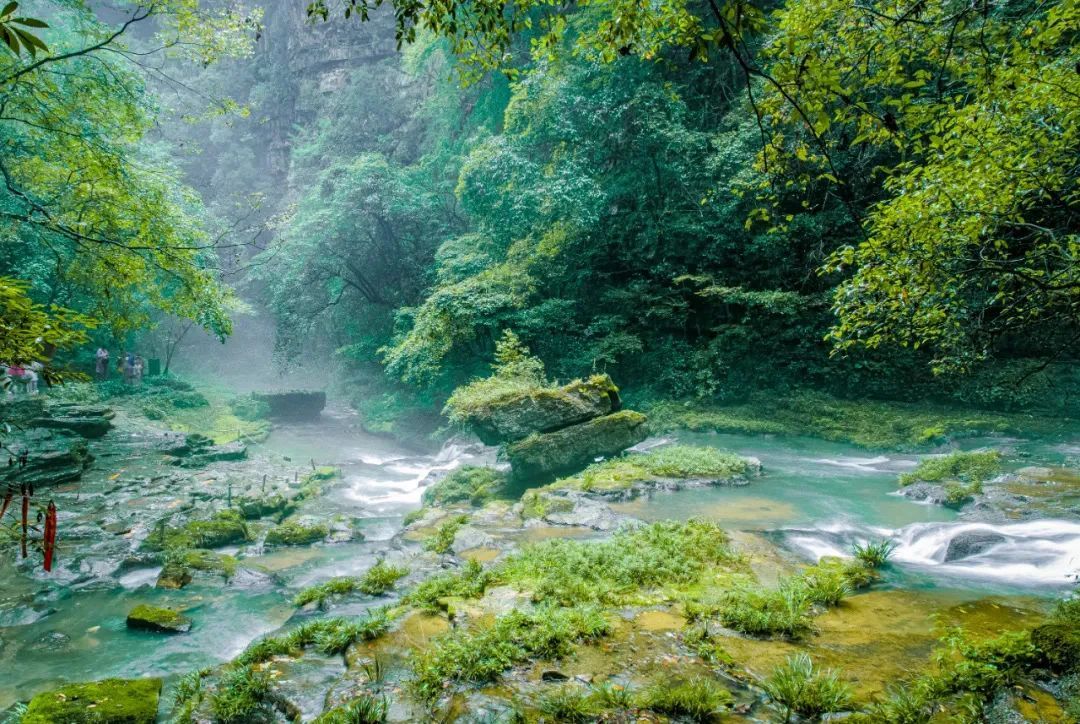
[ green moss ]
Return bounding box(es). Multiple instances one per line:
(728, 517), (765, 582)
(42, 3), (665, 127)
(421, 466), (508, 507)
(209, 665), (271, 723)
(126, 604), (191, 633)
(264, 520), (329, 546)
(898, 450), (1002, 487)
(497, 520), (741, 605)
(179, 548), (238, 578)
(409, 604), (610, 702)
(143, 510), (249, 551)
(646, 391), (1075, 450)
(519, 489), (574, 519)
(552, 444), (750, 493)
(1031, 598), (1080, 672)
(422, 514), (468, 554)
(506, 409), (649, 482)
(23, 678), (162, 724)
(309, 466), (339, 481)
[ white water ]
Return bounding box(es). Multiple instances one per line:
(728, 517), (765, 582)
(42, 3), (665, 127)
(784, 519), (1080, 588)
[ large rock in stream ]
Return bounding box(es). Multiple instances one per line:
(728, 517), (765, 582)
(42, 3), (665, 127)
(506, 410), (649, 483)
(126, 604), (192, 633)
(456, 374), (622, 445)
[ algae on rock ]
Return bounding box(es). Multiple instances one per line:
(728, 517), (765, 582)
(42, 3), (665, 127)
(506, 410), (648, 483)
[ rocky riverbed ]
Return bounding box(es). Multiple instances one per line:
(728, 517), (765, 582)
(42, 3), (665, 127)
(1, 380), (1078, 722)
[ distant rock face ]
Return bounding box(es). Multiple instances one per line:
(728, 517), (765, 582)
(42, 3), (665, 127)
(252, 391), (327, 420)
(506, 410), (649, 483)
(167, 433), (247, 468)
(460, 375), (621, 445)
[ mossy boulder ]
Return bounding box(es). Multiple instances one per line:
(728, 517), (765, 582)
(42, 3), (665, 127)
(422, 466), (508, 507)
(452, 374), (621, 445)
(126, 604), (192, 633)
(143, 510), (249, 551)
(506, 409), (648, 483)
(264, 520), (329, 546)
(23, 677), (162, 723)
(155, 561), (193, 589)
(236, 494), (296, 521)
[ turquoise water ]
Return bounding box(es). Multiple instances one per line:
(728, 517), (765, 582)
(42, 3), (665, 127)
(0, 414), (1076, 710)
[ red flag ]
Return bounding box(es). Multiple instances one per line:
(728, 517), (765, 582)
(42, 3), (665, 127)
(42, 501), (56, 572)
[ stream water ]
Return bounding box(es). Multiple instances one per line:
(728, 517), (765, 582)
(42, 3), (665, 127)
(0, 410), (1077, 710)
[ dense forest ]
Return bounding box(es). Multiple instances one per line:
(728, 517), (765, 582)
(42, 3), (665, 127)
(0, 0), (1078, 721)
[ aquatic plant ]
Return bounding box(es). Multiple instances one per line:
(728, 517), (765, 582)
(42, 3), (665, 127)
(264, 520), (329, 546)
(536, 685), (599, 722)
(295, 576), (362, 607)
(236, 607), (394, 665)
(313, 694), (389, 723)
(591, 681), (636, 709)
(497, 519), (740, 605)
(639, 677), (733, 720)
(719, 582), (813, 638)
(210, 665), (272, 723)
(423, 514), (469, 554)
(763, 653), (853, 722)
(408, 604), (610, 702)
(405, 558), (493, 610)
(801, 567), (852, 607)
(358, 560), (409, 595)
(852, 539), (895, 568)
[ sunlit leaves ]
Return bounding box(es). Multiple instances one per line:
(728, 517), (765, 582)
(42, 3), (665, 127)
(0, 2), (48, 58)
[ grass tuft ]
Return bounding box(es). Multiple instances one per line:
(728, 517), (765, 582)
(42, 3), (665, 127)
(763, 653), (854, 722)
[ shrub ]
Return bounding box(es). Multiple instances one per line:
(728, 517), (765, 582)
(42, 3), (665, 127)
(898, 450), (1002, 487)
(312, 695), (389, 724)
(421, 466), (507, 508)
(639, 677), (733, 721)
(497, 519), (739, 605)
(405, 559), (492, 610)
(409, 605), (610, 702)
(942, 480), (982, 508)
(423, 514), (469, 554)
(763, 653), (853, 722)
(852, 539), (895, 568)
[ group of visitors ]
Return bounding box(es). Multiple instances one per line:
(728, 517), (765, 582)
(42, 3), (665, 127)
(1, 361), (43, 396)
(96, 348), (145, 385)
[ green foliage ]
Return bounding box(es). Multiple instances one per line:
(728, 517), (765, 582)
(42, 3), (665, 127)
(898, 451), (1003, 487)
(536, 685), (600, 722)
(229, 395), (271, 422)
(264, 520), (329, 546)
(421, 466), (508, 507)
(763, 654), (854, 723)
(312, 695), (389, 724)
(423, 514), (469, 554)
(497, 520), (739, 605)
(0, 278), (93, 385)
(556, 445), (749, 493)
(210, 666), (271, 724)
(718, 582), (813, 638)
(22, 678), (162, 724)
(405, 559), (493, 611)
(409, 604), (610, 702)
(295, 577), (362, 608)
(852, 540), (895, 569)
(639, 677), (733, 720)
(359, 561), (409, 596)
(236, 608), (394, 665)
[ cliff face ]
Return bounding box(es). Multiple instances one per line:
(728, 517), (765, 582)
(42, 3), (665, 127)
(256, 0), (402, 178)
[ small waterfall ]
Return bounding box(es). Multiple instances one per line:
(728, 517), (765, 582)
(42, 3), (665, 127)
(783, 519), (1080, 588)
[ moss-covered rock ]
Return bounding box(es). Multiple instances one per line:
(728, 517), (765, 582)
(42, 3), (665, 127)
(252, 390), (326, 419)
(422, 466), (508, 507)
(264, 520), (329, 546)
(1032, 622), (1080, 672)
(449, 374), (622, 445)
(236, 494), (296, 521)
(143, 510), (249, 551)
(156, 561), (193, 589)
(23, 677), (162, 723)
(506, 410), (648, 483)
(126, 604), (192, 633)
(2, 440), (92, 488)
